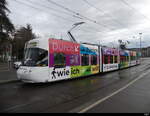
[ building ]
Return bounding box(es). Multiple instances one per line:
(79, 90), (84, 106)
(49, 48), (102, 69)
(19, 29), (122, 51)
(129, 47), (150, 57)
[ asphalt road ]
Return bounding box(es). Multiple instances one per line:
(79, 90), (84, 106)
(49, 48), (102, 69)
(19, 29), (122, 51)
(0, 62), (17, 82)
(0, 58), (150, 113)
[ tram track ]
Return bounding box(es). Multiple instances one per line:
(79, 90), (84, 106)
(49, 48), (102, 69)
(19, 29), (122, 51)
(0, 59), (150, 113)
(41, 61), (150, 112)
(44, 65), (149, 112)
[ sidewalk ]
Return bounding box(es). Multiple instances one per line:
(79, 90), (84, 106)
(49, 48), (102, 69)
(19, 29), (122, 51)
(0, 62), (18, 83)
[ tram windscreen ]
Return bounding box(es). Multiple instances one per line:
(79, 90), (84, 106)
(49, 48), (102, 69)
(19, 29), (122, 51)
(23, 48), (48, 67)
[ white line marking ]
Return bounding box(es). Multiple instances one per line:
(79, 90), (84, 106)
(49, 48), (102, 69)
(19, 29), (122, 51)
(78, 70), (150, 113)
(0, 96), (41, 112)
(1, 101), (36, 112)
(0, 103), (31, 112)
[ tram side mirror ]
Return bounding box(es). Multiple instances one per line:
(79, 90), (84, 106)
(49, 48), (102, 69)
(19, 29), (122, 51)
(13, 61), (22, 70)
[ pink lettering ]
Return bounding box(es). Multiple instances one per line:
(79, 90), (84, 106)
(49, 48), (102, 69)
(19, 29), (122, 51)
(53, 42), (58, 51)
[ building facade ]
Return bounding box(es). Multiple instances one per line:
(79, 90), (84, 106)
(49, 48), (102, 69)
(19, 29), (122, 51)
(129, 47), (150, 57)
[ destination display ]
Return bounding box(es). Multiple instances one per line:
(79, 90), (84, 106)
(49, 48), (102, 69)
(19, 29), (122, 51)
(49, 39), (80, 55)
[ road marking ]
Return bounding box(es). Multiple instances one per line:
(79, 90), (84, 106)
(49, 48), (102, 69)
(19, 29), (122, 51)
(0, 96), (41, 112)
(0, 103), (32, 112)
(78, 70), (150, 113)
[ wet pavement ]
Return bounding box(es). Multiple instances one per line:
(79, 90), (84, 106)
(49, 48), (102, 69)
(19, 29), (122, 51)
(0, 62), (17, 82)
(87, 70), (150, 113)
(0, 58), (150, 113)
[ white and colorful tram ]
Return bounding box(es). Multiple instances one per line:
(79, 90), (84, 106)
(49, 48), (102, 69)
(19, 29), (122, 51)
(17, 38), (141, 83)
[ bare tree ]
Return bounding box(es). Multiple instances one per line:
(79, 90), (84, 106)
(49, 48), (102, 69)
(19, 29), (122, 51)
(0, 0), (14, 62)
(12, 24), (36, 60)
(0, 0), (14, 42)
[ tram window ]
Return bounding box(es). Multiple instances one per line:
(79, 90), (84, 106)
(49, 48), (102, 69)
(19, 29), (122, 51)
(124, 56), (126, 62)
(81, 54), (89, 66)
(121, 56), (124, 62)
(132, 56), (134, 61)
(36, 50), (48, 67)
(120, 57), (122, 63)
(70, 55), (79, 66)
(110, 56), (113, 64)
(126, 56), (128, 61)
(23, 48), (48, 67)
(124, 56), (126, 61)
(132, 56), (135, 61)
(91, 55), (97, 65)
(104, 55), (109, 64)
(54, 53), (66, 68)
(120, 56), (122, 63)
(120, 56), (124, 63)
(114, 56), (118, 63)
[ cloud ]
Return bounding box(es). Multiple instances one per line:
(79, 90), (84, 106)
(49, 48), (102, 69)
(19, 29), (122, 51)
(7, 0), (150, 48)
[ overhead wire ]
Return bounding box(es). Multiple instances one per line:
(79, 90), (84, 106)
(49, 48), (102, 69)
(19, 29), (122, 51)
(27, 0), (85, 20)
(47, 0), (116, 31)
(26, 0), (108, 33)
(14, 0), (131, 42)
(13, 0), (75, 23)
(16, 0), (148, 46)
(82, 0), (126, 28)
(13, 0), (105, 34)
(27, 0), (105, 33)
(84, 0), (150, 41)
(120, 0), (150, 23)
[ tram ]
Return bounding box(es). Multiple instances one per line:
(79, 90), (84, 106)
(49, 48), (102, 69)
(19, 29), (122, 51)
(17, 38), (140, 83)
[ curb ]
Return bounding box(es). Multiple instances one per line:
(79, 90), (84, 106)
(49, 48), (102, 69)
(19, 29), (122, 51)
(0, 80), (19, 84)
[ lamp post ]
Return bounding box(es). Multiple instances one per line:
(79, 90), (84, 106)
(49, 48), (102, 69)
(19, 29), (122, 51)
(133, 36), (138, 48)
(139, 33), (142, 57)
(68, 22), (85, 43)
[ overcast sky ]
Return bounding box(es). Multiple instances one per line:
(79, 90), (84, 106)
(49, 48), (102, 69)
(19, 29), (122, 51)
(7, 0), (150, 48)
